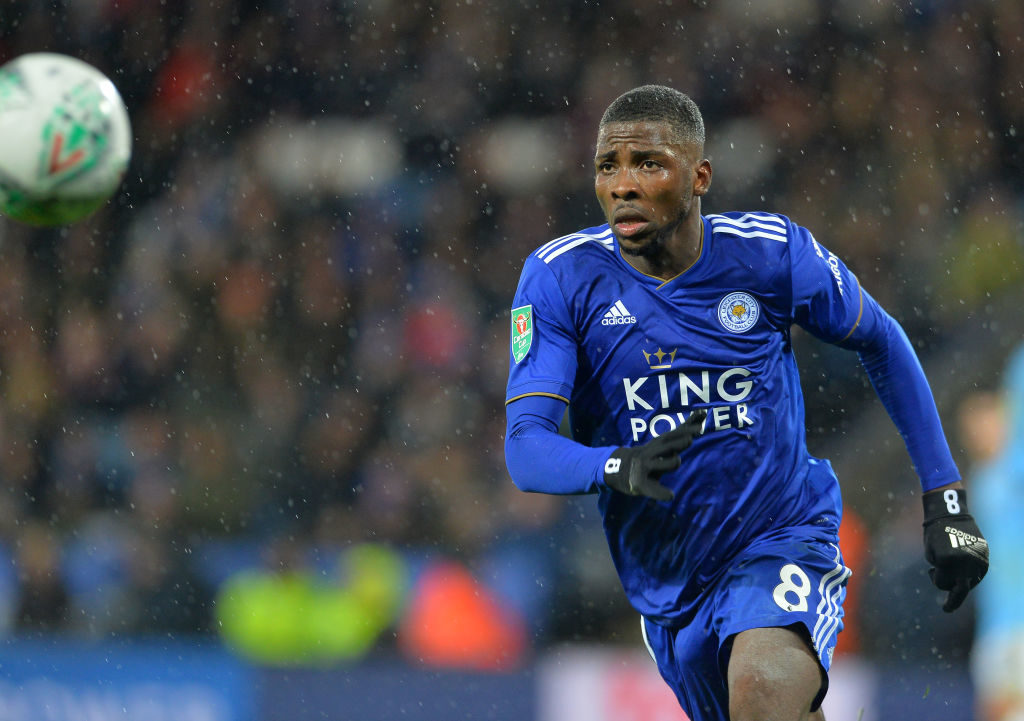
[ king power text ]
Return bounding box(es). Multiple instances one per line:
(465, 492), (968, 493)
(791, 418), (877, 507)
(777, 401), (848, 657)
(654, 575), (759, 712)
(622, 367), (755, 441)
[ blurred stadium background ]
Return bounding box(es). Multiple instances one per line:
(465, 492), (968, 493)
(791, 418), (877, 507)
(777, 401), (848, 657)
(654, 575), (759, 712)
(0, 1), (1021, 719)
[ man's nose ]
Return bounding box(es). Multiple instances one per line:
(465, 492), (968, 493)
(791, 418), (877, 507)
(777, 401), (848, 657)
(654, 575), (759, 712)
(610, 168), (640, 199)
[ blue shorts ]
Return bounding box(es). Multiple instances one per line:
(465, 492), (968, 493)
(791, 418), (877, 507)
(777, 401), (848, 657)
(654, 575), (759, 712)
(641, 533), (851, 721)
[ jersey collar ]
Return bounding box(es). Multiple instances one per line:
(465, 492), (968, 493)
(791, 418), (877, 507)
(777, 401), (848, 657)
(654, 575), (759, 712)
(613, 215), (709, 290)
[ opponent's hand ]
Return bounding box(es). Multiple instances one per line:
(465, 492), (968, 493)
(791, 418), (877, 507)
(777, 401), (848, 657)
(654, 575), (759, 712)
(602, 410), (707, 501)
(922, 487), (989, 612)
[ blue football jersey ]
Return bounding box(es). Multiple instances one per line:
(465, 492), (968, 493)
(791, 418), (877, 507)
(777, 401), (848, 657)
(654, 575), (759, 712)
(506, 212), (866, 624)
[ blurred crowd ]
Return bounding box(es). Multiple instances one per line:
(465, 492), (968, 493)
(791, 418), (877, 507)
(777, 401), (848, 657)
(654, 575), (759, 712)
(0, 0), (1021, 676)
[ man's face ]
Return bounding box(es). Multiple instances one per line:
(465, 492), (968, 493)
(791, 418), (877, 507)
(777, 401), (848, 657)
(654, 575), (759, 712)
(594, 120), (704, 256)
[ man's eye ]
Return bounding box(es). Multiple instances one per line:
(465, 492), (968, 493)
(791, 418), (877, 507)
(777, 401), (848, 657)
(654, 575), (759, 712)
(641, 160), (660, 169)
(598, 162), (614, 172)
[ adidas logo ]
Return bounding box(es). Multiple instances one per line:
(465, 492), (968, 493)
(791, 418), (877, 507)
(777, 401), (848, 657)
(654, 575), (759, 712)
(602, 300), (637, 326)
(945, 526), (990, 561)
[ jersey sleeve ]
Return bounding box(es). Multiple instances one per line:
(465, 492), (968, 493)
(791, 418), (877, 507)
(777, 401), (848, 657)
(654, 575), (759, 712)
(788, 222), (960, 491)
(505, 393), (613, 495)
(788, 223), (864, 343)
(505, 255), (578, 404)
(504, 255), (614, 495)
(839, 288), (961, 491)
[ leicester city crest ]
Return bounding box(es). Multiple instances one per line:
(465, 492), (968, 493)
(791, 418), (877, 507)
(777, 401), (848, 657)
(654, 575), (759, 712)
(511, 304), (533, 363)
(718, 292), (759, 333)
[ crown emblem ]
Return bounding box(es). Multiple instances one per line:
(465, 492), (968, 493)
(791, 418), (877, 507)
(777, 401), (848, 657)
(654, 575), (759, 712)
(642, 347), (676, 370)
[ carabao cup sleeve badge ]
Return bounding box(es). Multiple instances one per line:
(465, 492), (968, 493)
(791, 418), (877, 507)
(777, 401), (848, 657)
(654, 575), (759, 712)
(511, 305), (533, 363)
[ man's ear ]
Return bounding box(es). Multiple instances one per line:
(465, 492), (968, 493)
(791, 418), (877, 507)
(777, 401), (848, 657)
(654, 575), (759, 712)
(694, 159), (712, 197)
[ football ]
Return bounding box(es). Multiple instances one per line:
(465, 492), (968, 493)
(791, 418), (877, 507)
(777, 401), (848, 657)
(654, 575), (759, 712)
(0, 52), (132, 226)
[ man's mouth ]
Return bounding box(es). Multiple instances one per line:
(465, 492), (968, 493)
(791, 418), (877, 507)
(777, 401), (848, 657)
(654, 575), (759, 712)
(615, 220), (650, 237)
(613, 210), (650, 238)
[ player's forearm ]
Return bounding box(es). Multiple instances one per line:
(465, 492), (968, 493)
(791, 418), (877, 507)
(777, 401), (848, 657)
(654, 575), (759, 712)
(504, 396), (613, 495)
(848, 301), (960, 491)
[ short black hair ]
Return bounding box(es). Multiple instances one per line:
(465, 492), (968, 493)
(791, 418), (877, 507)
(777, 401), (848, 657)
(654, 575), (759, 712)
(599, 85), (705, 148)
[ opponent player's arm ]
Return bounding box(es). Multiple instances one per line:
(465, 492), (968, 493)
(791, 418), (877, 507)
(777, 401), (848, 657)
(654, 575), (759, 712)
(505, 393), (613, 495)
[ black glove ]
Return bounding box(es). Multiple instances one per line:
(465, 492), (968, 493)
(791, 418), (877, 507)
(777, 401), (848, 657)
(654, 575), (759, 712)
(602, 410), (707, 501)
(922, 487), (989, 612)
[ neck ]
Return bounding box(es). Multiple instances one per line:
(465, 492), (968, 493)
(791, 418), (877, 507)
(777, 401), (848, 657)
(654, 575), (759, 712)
(624, 207), (703, 281)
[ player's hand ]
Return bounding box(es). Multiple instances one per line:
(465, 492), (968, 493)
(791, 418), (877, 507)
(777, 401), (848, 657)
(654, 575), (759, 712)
(922, 487), (989, 612)
(602, 410), (707, 501)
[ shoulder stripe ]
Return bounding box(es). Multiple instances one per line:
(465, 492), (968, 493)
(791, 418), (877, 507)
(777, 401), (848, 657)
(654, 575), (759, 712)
(710, 217), (787, 234)
(710, 212), (786, 228)
(536, 229), (611, 257)
(543, 235), (614, 263)
(711, 226), (788, 243)
(535, 231), (582, 258)
(709, 215), (787, 243)
(536, 228), (613, 258)
(536, 228), (614, 263)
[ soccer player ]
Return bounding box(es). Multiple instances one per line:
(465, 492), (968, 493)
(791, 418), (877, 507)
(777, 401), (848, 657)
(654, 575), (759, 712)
(503, 85), (989, 721)
(970, 345), (1024, 721)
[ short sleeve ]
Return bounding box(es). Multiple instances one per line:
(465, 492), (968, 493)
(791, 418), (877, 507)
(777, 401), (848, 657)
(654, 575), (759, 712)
(506, 255), (578, 404)
(789, 224), (865, 344)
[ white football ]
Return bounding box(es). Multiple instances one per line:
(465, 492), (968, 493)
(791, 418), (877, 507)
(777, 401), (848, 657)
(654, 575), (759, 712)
(0, 52), (132, 226)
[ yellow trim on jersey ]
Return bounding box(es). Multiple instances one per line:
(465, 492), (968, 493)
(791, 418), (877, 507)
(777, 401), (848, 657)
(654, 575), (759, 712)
(839, 277), (864, 343)
(505, 391), (570, 406)
(656, 221), (704, 289)
(616, 222), (705, 288)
